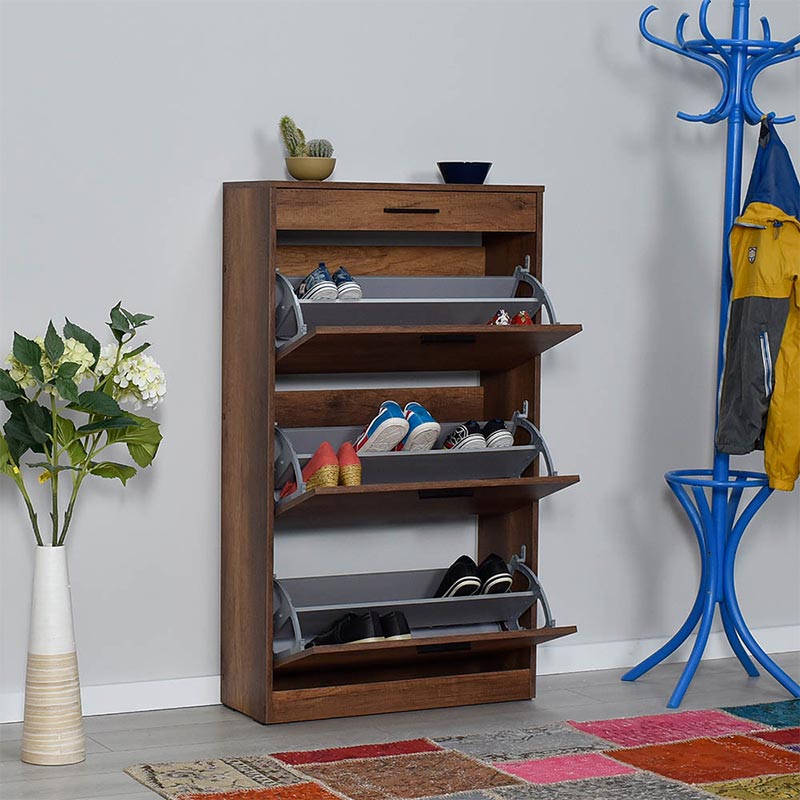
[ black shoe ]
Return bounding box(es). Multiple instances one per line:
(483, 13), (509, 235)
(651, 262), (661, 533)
(443, 421), (486, 451)
(305, 611), (384, 648)
(478, 553), (513, 595)
(435, 555), (481, 598)
(482, 419), (514, 449)
(380, 611), (412, 640)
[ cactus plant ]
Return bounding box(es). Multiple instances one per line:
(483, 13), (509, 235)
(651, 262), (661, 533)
(307, 138), (334, 158)
(279, 115), (307, 157)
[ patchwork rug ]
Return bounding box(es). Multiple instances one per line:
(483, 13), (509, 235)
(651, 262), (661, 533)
(125, 699), (800, 800)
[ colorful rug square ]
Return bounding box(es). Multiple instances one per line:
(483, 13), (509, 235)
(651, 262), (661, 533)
(568, 709), (767, 746)
(723, 699), (800, 728)
(434, 723), (613, 761)
(491, 772), (721, 799)
(125, 757), (303, 799)
(702, 773), (800, 799)
(181, 785), (342, 800)
(272, 739), (441, 766)
(295, 750), (521, 800)
(606, 734), (800, 783)
(493, 752), (637, 783)
(749, 727), (800, 747)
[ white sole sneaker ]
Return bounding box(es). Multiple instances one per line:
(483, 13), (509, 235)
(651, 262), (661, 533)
(400, 422), (441, 452)
(336, 282), (363, 300)
(441, 576), (482, 597)
(356, 418), (410, 453)
(300, 281), (338, 301)
(485, 430), (514, 448)
(448, 434), (487, 451)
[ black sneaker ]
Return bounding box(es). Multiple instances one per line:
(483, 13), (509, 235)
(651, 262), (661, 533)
(482, 419), (514, 448)
(478, 553), (513, 594)
(434, 555), (481, 598)
(443, 421), (486, 451)
(380, 611), (412, 640)
(305, 611), (384, 648)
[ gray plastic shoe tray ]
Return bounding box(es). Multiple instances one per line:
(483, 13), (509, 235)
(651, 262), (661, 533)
(272, 567), (537, 656)
(275, 270), (558, 343)
(286, 424), (539, 484)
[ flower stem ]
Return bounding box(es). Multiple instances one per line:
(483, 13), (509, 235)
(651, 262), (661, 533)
(12, 469), (43, 546)
(50, 394), (59, 546)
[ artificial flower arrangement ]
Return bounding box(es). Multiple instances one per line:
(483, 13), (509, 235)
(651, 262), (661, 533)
(0, 302), (165, 546)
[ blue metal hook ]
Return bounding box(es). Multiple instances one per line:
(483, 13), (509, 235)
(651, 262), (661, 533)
(699, 0), (732, 65)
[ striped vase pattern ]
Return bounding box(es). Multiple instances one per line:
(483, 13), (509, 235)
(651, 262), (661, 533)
(21, 546), (85, 765)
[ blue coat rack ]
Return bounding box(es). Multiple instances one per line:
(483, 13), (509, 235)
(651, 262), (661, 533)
(621, 0), (800, 708)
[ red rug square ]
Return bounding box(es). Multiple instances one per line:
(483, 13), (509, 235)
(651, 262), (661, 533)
(272, 738), (441, 766)
(607, 735), (800, 783)
(182, 784), (341, 800)
(569, 709), (767, 747)
(750, 727), (800, 747)
(494, 752), (639, 784)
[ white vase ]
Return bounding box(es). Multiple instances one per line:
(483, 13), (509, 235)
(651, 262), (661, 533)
(21, 545), (85, 765)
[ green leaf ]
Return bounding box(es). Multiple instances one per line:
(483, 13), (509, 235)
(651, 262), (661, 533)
(3, 401), (45, 462)
(0, 370), (24, 401)
(89, 461), (137, 485)
(44, 321), (64, 364)
(13, 333), (41, 368)
(107, 414), (162, 467)
(0, 434), (17, 476)
(122, 342), (151, 359)
(21, 402), (52, 444)
(130, 313), (154, 327)
(108, 302), (131, 342)
(70, 390), (123, 417)
(54, 376), (80, 404)
(63, 319), (101, 367)
(27, 462), (80, 473)
(56, 417), (87, 465)
(57, 362), (80, 379)
(76, 416), (139, 434)
(29, 362), (44, 383)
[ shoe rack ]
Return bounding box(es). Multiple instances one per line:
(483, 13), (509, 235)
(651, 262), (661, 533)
(221, 181), (581, 724)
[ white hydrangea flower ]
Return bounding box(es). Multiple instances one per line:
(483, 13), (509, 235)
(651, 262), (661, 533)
(96, 343), (166, 410)
(5, 336), (94, 390)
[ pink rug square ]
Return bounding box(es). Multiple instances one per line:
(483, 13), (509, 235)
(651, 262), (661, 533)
(568, 709), (767, 747)
(494, 753), (638, 784)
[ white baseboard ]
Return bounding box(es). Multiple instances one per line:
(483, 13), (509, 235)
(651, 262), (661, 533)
(2, 625), (797, 723)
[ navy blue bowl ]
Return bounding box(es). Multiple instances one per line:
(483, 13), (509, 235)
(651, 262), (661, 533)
(437, 161), (492, 184)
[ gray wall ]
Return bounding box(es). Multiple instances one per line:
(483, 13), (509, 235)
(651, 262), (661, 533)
(1, 0), (798, 720)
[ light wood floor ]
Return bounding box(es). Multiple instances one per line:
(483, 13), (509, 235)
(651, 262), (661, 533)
(1, 651), (798, 800)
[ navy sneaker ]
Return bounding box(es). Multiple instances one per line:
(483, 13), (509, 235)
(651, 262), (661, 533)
(395, 402), (441, 451)
(477, 553), (513, 594)
(443, 421), (486, 451)
(482, 419), (514, 448)
(435, 555), (481, 598)
(297, 262), (337, 301)
(332, 266), (362, 300)
(354, 401), (409, 453)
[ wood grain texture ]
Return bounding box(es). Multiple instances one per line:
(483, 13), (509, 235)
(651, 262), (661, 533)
(275, 386), (485, 428)
(270, 670), (533, 723)
(221, 184), (274, 723)
(226, 180), (545, 193)
(275, 189), (537, 232)
(275, 325), (582, 374)
(276, 245), (485, 276)
(274, 476), (580, 529)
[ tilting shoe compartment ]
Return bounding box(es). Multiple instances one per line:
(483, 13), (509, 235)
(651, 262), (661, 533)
(272, 565), (540, 660)
(274, 404), (555, 507)
(275, 266), (558, 348)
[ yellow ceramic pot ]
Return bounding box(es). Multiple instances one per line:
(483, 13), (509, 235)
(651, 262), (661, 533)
(285, 157), (336, 181)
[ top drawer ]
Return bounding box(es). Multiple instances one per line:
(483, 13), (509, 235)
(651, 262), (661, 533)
(274, 188), (537, 232)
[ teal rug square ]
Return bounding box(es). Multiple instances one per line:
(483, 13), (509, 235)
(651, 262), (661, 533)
(723, 699), (800, 728)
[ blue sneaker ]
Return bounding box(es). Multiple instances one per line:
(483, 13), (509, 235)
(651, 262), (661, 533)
(354, 401), (409, 453)
(395, 402), (441, 451)
(332, 266), (362, 300)
(297, 262), (337, 301)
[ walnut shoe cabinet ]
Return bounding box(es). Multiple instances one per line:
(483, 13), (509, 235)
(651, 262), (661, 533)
(221, 181), (581, 724)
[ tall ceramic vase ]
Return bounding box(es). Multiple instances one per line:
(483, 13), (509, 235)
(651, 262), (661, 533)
(21, 545), (85, 765)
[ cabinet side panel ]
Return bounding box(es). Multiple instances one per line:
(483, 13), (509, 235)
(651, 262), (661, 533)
(221, 185), (274, 723)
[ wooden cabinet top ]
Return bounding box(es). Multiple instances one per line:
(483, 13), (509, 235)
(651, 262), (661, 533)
(223, 180), (544, 193)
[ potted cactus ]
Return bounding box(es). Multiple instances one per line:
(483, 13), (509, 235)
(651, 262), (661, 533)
(279, 115), (335, 181)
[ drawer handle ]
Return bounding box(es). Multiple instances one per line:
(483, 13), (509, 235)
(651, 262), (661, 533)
(383, 207), (440, 214)
(418, 488), (475, 500)
(420, 334), (476, 344)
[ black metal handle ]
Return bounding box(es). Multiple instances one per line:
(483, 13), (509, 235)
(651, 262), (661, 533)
(417, 642), (472, 654)
(418, 488), (475, 500)
(420, 334), (476, 344)
(383, 207), (440, 214)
